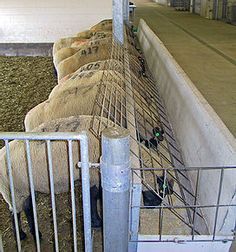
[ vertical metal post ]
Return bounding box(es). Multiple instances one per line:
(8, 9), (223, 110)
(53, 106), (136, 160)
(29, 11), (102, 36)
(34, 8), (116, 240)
(25, 140), (41, 252)
(213, 0), (219, 19)
(5, 140), (21, 252)
(68, 140), (77, 252)
(123, 0), (129, 23)
(113, 0), (124, 44)
(123, 34), (142, 252)
(80, 133), (92, 252)
(0, 231), (4, 252)
(46, 140), (59, 252)
(101, 127), (130, 252)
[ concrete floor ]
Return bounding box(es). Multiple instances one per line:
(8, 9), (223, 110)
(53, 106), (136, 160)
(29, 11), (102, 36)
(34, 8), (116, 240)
(133, 1), (236, 137)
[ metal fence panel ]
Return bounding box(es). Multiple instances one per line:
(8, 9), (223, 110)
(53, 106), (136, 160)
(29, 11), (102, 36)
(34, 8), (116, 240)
(0, 131), (92, 252)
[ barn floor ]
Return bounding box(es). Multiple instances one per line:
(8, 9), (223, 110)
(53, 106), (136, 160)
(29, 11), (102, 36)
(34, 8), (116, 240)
(0, 56), (57, 133)
(133, 0), (236, 137)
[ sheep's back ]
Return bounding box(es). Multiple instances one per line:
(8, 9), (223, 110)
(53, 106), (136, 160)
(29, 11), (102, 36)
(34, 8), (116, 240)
(58, 59), (124, 85)
(57, 44), (111, 80)
(50, 70), (123, 99)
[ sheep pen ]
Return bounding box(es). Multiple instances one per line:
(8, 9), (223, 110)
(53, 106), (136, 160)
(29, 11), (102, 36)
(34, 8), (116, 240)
(0, 19), (176, 251)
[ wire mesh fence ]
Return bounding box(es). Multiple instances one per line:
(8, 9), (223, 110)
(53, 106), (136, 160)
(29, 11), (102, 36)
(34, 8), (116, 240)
(89, 26), (236, 245)
(130, 166), (236, 243)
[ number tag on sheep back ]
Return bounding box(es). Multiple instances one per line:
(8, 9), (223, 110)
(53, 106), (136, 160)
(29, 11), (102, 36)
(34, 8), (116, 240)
(54, 37), (113, 68)
(50, 69), (123, 99)
(57, 44), (112, 81)
(24, 71), (124, 131)
(53, 31), (112, 56)
(58, 59), (124, 85)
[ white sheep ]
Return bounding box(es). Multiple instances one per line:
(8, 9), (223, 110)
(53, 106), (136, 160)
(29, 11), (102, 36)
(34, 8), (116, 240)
(89, 19), (112, 32)
(1, 115), (173, 241)
(24, 70), (124, 131)
(58, 59), (124, 85)
(56, 43), (112, 80)
(0, 115), (117, 240)
(48, 69), (123, 100)
(53, 37), (113, 68)
(53, 31), (112, 56)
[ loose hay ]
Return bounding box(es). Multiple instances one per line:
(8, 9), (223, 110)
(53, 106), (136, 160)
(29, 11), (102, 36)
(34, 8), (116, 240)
(0, 56), (57, 134)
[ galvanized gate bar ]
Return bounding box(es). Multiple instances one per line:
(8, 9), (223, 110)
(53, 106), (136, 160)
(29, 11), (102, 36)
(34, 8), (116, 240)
(123, 0), (129, 23)
(5, 140), (22, 252)
(80, 132), (92, 252)
(113, 0), (124, 44)
(25, 140), (41, 252)
(101, 127), (130, 252)
(0, 232), (3, 252)
(123, 34), (142, 252)
(46, 140), (59, 252)
(68, 140), (77, 252)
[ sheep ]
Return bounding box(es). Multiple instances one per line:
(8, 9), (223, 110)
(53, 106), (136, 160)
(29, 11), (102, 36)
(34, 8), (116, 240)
(53, 37), (89, 56)
(137, 127), (175, 207)
(58, 59), (124, 85)
(56, 43), (112, 80)
(55, 40), (145, 81)
(74, 59), (123, 74)
(54, 37), (113, 68)
(70, 37), (111, 48)
(53, 47), (79, 69)
(53, 31), (112, 56)
(24, 70), (124, 131)
(24, 82), (99, 131)
(49, 69), (123, 99)
(1, 115), (173, 241)
(89, 19), (112, 32)
(0, 115), (116, 240)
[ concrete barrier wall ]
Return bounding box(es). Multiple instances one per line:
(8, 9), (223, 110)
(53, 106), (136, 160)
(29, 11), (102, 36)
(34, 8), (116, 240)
(0, 0), (112, 43)
(137, 19), (236, 235)
(0, 43), (53, 56)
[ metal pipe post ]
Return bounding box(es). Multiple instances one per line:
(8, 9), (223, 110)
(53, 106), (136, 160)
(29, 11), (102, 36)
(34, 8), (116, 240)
(80, 133), (92, 252)
(123, 0), (129, 23)
(113, 0), (124, 44)
(101, 127), (130, 252)
(0, 231), (4, 252)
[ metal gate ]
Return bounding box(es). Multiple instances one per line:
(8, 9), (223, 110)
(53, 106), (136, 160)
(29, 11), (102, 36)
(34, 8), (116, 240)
(0, 131), (92, 252)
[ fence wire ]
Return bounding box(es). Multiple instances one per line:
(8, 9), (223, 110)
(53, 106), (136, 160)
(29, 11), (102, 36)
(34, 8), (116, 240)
(89, 26), (236, 242)
(90, 26), (200, 234)
(131, 166), (236, 242)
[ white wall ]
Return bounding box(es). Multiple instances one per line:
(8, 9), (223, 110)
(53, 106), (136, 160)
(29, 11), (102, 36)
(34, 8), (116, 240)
(0, 0), (112, 43)
(137, 19), (236, 236)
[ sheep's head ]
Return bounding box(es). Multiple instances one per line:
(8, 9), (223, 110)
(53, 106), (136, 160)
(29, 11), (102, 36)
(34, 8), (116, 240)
(157, 176), (174, 196)
(153, 126), (164, 142)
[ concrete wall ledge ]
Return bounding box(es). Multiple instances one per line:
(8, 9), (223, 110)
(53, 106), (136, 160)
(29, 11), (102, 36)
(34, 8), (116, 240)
(0, 43), (53, 56)
(137, 235), (232, 252)
(137, 19), (236, 236)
